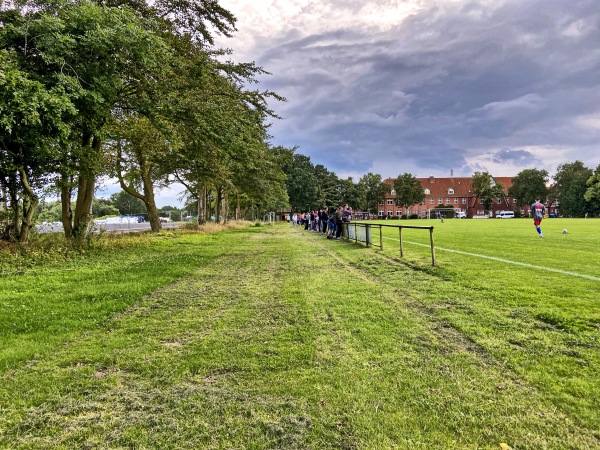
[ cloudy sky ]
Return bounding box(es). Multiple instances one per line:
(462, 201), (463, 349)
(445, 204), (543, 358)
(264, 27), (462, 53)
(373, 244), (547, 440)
(143, 0), (599, 206)
(214, 0), (599, 181)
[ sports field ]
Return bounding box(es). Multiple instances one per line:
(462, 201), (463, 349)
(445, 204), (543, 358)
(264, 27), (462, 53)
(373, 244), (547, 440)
(0, 220), (598, 449)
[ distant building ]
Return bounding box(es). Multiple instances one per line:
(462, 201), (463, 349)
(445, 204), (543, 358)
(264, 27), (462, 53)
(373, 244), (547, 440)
(378, 175), (557, 218)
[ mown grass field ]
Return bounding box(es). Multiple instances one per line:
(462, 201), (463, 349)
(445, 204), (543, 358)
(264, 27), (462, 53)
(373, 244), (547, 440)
(0, 219), (598, 449)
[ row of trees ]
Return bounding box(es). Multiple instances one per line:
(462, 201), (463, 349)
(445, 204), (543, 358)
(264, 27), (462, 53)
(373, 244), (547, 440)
(282, 152), (391, 213)
(1, 0), (290, 243)
(506, 162), (600, 217)
(284, 155), (600, 218)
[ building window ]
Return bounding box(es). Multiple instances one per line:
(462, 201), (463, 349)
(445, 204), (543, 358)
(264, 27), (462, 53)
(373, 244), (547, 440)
(390, 189), (396, 195)
(462, 198), (466, 204)
(513, 198), (517, 203)
(446, 198), (450, 204)
(378, 210), (384, 216)
(453, 198), (458, 204)
(438, 198), (443, 204)
(424, 189), (430, 195)
(387, 211), (393, 216)
(430, 199), (434, 205)
(497, 198), (502, 204)
(448, 188), (454, 194)
(387, 199), (393, 205)
(479, 199), (483, 205)
(396, 210), (402, 216)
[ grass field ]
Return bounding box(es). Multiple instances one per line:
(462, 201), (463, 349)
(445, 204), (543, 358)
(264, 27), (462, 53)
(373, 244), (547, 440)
(0, 220), (598, 449)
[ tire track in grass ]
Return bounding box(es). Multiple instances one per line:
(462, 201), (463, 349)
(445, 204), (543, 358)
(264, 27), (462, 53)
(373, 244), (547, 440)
(383, 236), (600, 282)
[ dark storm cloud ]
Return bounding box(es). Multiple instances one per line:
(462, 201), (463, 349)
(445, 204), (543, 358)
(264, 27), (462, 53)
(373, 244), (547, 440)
(252, 0), (600, 177)
(492, 149), (538, 165)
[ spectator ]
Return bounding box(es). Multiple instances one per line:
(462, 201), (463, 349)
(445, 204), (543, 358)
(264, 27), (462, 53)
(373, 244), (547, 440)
(335, 206), (344, 239)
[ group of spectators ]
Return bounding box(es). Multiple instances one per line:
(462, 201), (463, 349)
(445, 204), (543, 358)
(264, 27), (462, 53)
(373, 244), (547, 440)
(289, 205), (353, 240)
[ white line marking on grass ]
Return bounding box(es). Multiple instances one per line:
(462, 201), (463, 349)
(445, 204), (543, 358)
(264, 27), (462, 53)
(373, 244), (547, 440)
(382, 237), (600, 281)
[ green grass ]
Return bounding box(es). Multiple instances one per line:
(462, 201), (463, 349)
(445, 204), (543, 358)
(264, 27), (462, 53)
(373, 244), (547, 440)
(0, 221), (599, 449)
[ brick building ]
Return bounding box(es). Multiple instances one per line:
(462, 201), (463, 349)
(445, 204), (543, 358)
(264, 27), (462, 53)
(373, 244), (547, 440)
(378, 175), (547, 218)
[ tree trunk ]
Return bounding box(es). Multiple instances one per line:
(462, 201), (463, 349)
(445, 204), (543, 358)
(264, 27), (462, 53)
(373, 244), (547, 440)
(222, 191), (229, 223)
(17, 168), (38, 243)
(1, 184), (7, 215)
(215, 186), (222, 224)
(141, 170), (162, 232)
(236, 193), (241, 220)
(72, 135), (99, 238)
(197, 182), (206, 225)
(61, 177), (73, 239)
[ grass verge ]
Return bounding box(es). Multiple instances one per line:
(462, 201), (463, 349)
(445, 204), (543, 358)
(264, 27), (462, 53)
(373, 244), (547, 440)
(1, 223), (598, 449)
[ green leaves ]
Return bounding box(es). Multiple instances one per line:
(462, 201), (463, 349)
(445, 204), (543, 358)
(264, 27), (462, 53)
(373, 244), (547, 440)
(393, 173), (425, 209)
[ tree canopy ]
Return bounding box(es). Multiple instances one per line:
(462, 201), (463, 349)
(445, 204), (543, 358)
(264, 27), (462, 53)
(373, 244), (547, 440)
(508, 169), (549, 207)
(470, 172), (505, 212)
(393, 173), (425, 209)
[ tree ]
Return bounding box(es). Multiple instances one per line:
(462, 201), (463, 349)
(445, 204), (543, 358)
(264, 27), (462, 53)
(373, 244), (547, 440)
(110, 115), (172, 231)
(0, 49), (75, 242)
(282, 153), (319, 212)
(358, 173), (389, 214)
(110, 191), (147, 216)
(584, 164), (600, 215)
(314, 164), (339, 209)
(471, 171), (505, 212)
(393, 173), (425, 210)
(337, 177), (363, 209)
(553, 161), (592, 217)
(508, 169), (549, 207)
(92, 199), (120, 218)
(1, 0), (171, 239)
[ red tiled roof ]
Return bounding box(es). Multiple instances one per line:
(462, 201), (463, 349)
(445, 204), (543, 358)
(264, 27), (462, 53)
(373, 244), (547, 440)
(384, 176), (513, 196)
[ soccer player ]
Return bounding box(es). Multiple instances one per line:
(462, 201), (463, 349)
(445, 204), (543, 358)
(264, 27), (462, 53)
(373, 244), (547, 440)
(530, 197), (546, 238)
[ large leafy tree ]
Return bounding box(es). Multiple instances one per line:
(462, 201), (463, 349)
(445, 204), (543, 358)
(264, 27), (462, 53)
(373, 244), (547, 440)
(336, 177), (363, 209)
(358, 173), (389, 214)
(393, 173), (425, 210)
(508, 168), (549, 206)
(110, 115), (171, 231)
(109, 190), (147, 216)
(553, 161), (592, 217)
(584, 164), (600, 215)
(0, 49), (75, 242)
(1, 0), (170, 238)
(282, 153), (319, 212)
(471, 171), (505, 212)
(314, 164), (339, 209)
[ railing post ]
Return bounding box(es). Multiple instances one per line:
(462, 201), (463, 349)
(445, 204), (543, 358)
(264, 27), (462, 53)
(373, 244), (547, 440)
(380, 226), (383, 250)
(430, 227), (436, 266)
(399, 226), (403, 257)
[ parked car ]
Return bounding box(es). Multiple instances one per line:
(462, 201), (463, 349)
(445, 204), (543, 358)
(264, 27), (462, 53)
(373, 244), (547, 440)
(159, 217), (172, 223)
(454, 211), (467, 218)
(496, 211), (515, 219)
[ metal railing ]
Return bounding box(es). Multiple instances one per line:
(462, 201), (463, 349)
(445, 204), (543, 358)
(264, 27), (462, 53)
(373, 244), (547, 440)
(342, 222), (436, 266)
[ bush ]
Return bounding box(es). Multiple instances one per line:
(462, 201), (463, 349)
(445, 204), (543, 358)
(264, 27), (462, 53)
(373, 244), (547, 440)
(409, 214), (419, 219)
(390, 215), (400, 220)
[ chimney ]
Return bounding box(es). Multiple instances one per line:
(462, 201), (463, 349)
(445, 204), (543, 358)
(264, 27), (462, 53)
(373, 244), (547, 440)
(429, 176), (435, 183)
